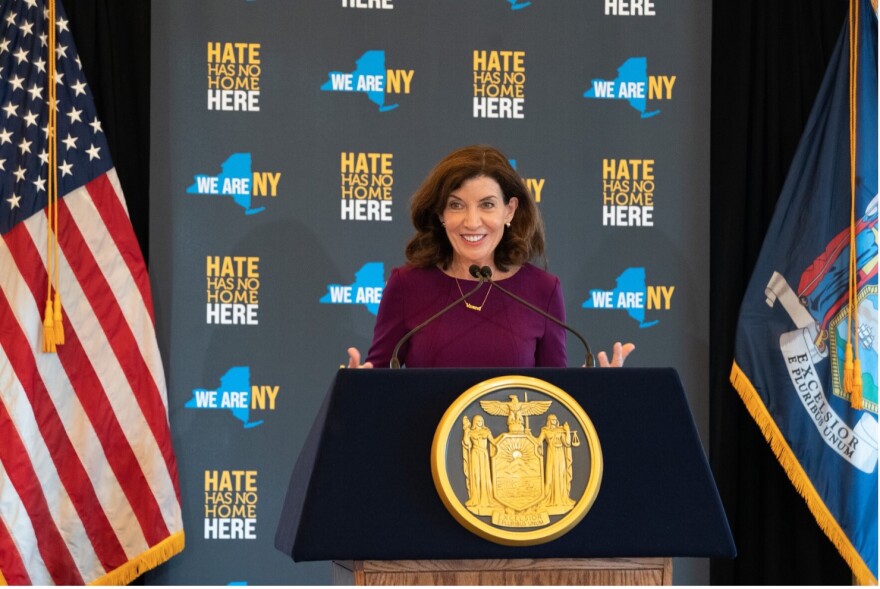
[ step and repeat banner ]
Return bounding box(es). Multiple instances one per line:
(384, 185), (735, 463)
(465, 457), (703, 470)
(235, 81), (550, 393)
(148, 0), (710, 584)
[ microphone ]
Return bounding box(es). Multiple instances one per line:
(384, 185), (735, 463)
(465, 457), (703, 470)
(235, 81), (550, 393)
(389, 265), (486, 368)
(475, 266), (595, 368)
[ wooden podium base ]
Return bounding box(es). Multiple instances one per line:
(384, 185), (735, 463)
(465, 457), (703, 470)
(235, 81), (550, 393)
(331, 558), (672, 585)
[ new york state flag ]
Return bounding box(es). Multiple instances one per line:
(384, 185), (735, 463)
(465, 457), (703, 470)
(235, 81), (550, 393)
(731, 1), (878, 584)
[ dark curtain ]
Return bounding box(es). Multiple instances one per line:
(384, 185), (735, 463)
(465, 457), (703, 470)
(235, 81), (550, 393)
(65, 0), (150, 262)
(709, 0), (852, 585)
(65, 0), (857, 584)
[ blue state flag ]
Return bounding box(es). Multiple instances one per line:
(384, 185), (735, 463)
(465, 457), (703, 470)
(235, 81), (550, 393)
(731, 1), (877, 584)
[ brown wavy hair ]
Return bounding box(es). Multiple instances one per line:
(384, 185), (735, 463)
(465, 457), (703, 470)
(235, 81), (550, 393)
(405, 145), (546, 272)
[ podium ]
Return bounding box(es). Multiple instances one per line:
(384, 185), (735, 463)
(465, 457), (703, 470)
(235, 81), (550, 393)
(275, 368), (735, 585)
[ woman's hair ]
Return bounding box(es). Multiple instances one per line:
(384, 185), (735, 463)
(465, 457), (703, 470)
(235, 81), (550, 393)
(405, 145), (546, 271)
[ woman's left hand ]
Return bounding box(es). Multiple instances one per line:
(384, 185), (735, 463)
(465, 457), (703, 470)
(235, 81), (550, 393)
(596, 342), (635, 367)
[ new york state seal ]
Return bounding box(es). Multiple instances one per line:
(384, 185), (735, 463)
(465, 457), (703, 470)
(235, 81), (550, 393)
(431, 376), (602, 545)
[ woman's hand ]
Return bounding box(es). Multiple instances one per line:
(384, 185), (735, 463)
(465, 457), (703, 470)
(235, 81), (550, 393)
(596, 342), (635, 367)
(347, 347), (374, 369)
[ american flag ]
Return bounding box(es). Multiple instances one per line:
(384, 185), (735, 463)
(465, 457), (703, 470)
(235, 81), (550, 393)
(0, 0), (184, 584)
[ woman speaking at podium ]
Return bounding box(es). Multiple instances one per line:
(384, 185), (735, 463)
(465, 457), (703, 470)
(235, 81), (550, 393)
(346, 145), (633, 370)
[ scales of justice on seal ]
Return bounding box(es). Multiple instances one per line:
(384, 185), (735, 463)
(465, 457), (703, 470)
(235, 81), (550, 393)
(274, 368), (735, 586)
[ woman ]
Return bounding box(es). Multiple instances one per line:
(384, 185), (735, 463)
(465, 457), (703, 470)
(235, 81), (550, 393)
(347, 145), (633, 368)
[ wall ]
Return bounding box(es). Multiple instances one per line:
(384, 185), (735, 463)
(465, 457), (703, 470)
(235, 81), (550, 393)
(147, 0), (711, 584)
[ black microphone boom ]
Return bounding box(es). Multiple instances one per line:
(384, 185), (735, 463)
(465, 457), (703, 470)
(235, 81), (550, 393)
(389, 266), (486, 368)
(478, 266), (595, 367)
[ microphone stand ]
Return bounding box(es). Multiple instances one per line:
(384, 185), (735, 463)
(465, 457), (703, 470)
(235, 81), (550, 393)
(389, 267), (486, 368)
(476, 266), (595, 368)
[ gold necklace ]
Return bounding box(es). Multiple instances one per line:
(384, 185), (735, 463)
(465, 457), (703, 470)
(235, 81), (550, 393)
(456, 279), (493, 311)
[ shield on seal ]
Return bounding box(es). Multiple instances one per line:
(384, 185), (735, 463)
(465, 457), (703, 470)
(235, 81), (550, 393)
(491, 433), (544, 510)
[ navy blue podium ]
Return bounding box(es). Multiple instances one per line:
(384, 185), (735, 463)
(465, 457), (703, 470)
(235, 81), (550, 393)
(275, 368), (735, 585)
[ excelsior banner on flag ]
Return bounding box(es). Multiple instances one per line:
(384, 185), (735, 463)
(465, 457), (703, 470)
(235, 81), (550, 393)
(731, 0), (878, 584)
(0, 0), (184, 584)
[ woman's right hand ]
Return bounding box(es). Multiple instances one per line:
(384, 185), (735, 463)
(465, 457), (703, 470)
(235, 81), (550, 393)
(347, 347), (374, 369)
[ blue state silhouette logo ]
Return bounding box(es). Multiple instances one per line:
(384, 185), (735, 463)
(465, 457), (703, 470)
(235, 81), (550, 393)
(186, 153), (266, 215)
(583, 57), (660, 119)
(185, 366), (264, 428)
(320, 262), (385, 315)
(321, 51), (398, 111)
(582, 267), (661, 328)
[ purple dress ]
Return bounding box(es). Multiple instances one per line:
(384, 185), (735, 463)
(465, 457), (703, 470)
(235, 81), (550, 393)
(365, 264), (567, 368)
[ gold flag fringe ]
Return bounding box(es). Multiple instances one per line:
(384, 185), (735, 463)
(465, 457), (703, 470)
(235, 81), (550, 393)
(89, 530), (185, 586)
(0, 532), (183, 585)
(731, 361), (877, 585)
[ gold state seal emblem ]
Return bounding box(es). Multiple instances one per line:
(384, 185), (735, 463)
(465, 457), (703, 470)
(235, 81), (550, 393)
(431, 376), (602, 545)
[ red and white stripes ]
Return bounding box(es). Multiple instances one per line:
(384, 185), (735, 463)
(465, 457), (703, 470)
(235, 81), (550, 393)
(0, 169), (183, 585)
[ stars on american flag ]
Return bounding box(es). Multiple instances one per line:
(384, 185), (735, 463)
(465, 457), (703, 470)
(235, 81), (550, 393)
(0, 0), (111, 223)
(61, 132), (76, 149)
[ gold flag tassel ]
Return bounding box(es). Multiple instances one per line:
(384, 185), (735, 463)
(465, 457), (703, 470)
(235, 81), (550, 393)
(843, 343), (854, 393)
(846, 0), (862, 409)
(42, 298), (55, 353)
(42, 0), (62, 352)
(53, 292), (64, 344)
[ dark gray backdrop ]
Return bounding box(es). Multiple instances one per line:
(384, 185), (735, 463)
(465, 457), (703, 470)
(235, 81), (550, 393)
(148, 0), (710, 584)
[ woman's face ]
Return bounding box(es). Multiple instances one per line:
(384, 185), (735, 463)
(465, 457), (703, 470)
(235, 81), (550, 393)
(440, 175), (518, 273)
